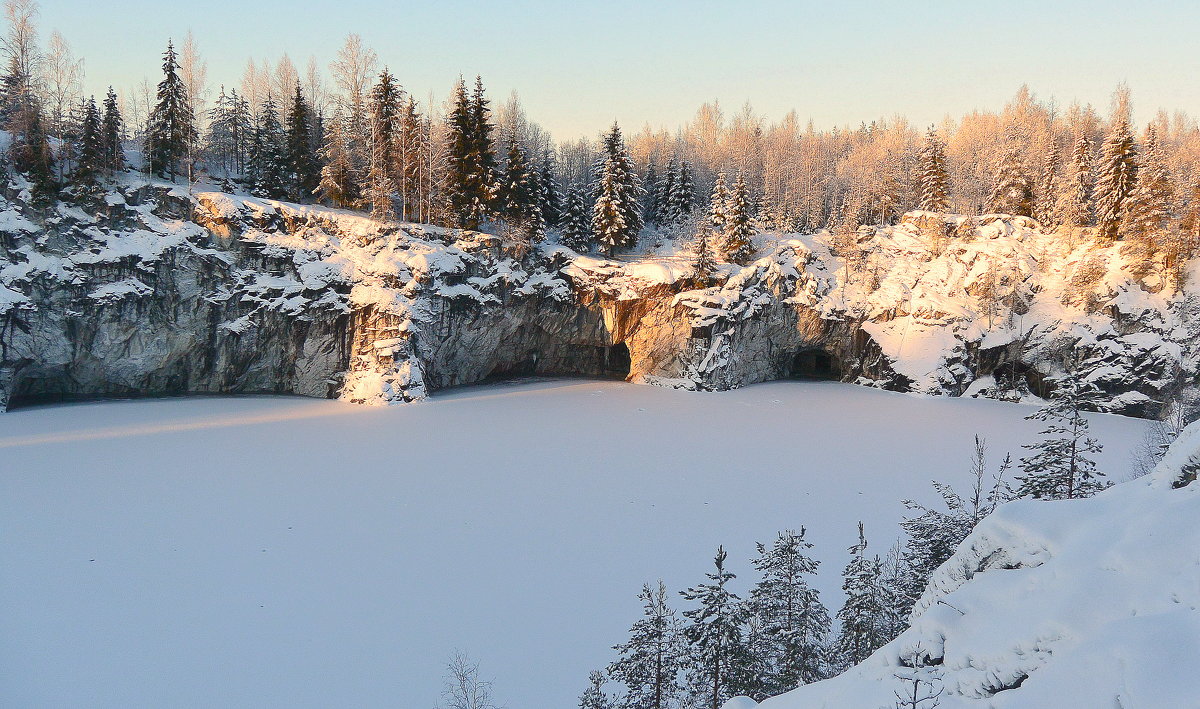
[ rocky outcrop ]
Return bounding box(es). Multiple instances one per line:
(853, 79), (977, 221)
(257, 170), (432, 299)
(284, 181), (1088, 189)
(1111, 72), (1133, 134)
(0, 186), (1196, 416)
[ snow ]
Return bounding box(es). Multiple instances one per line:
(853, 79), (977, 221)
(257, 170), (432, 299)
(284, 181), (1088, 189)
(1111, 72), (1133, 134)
(746, 421), (1200, 709)
(0, 381), (1148, 709)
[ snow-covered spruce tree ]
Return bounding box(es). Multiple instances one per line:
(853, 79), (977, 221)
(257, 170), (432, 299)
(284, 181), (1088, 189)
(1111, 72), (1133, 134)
(3, 41), (56, 201)
(665, 160), (696, 225)
(101, 87), (124, 175)
(747, 528), (831, 695)
(642, 161), (661, 225)
(835, 523), (886, 670)
(1035, 141), (1061, 226)
(1093, 117), (1138, 243)
(681, 546), (753, 709)
(146, 40), (197, 181)
(708, 172), (729, 234)
(444, 76), (498, 229)
(987, 145), (1034, 216)
(285, 84), (320, 202)
(246, 95), (287, 199)
(722, 171), (756, 264)
(539, 152), (564, 229)
(916, 128), (949, 212)
(899, 436), (1012, 611)
(70, 96), (104, 197)
(591, 122), (644, 256)
(467, 75), (499, 224)
(317, 113), (358, 208)
(608, 581), (685, 709)
(397, 96), (423, 221)
(691, 228), (718, 282)
(560, 187), (593, 252)
(579, 670), (615, 709)
(654, 159), (677, 225)
(1120, 125), (1175, 272)
(366, 68), (401, 219)
(1016, 375), (1109, 500)
(498, 135), (545, 241)
(1055, 132), (1094, 228)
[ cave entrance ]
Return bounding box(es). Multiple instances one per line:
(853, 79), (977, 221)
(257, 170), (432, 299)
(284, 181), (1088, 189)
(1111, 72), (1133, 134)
(789, 348), (841, 380)
(601, 343), (631, 380)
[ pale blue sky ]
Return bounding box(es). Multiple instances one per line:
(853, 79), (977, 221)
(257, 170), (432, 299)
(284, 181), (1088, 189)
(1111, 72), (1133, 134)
(40, 0), (1200, 138)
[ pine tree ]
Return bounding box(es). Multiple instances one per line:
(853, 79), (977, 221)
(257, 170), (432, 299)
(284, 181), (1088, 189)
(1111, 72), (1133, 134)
(835, 523), (886, 669)
(665, 160), (696, 224)
(579, 670), (614, 709)
(608, 581), (685, 709)
(101, 87), (124, 175)
(591, 122), (644, 256)
(70, 96), (104, 196)
(916, 128), (949, 212)
(1016, 374), (1109, 500)
(1056, 133), (1094, 228)
(1094, 118), (1139, 243)
(680, 546), (752, 709)
(1120, 125), (1174, 253)
(692, 228), (718, 282)
(1035, 142), (1061, 226)
(560, 187), (593, 252)
(722, 171), (756, 264)
(443, 76), (498, 229)
(285, 84), (320, 202)
(146, 40), (198, 181)
(539, 152), (564, 229)
(246, 94), (287, 199)
(498, 135), (544, 240)
(987, 145), (1034, 216)
(468, 75), (499, 225)
(708, 173), (730, 234)
(318, 113), (358, 208)
(643, 162), (661, 225)
(747, 529), (830, 695)
(366, 68), (401, 219)
(655, 159), (677, 225)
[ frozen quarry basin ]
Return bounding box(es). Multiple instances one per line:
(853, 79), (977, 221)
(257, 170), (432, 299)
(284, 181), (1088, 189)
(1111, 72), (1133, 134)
(0, 380), (1149, 708)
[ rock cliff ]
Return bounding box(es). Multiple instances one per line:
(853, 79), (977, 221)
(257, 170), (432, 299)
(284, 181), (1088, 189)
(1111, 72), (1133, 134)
(1, 182), (1196, 415)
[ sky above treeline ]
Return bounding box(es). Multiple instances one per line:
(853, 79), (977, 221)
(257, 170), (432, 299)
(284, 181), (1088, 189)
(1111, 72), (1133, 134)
(42, 0), (1200, 139)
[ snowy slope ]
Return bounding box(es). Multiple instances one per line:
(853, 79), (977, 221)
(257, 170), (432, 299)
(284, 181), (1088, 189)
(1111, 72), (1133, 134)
(0, 381), (1149, 709)
(742, 420), (1200, 709)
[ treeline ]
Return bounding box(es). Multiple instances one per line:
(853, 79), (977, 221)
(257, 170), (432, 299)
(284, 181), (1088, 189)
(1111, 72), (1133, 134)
(585, 376), (1115, 709)
(2, 1), (1198, 275)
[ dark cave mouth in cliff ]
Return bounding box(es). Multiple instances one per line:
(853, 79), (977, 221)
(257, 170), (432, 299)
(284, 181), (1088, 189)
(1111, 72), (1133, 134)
(482, 343), (632, 383)
(789, 349), (841, 380)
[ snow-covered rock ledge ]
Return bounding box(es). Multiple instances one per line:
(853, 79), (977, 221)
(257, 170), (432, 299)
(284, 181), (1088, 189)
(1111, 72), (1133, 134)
(0, 185), (1196, 414)
(726, 422), (1200, 709)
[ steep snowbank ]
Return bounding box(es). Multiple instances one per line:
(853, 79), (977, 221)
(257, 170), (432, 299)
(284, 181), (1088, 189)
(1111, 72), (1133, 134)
(734, 421), (1200, 709)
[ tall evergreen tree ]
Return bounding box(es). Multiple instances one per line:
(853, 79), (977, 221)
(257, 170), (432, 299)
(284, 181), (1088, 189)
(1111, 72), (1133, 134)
(642, 161), (661, 225)
(539, 151), (564, 229)
(444, 76), (498, 229)
(2, 45), (55, 199)
(1094, 118), (1139, 243)
(498, 134), (544, 239)
(916, 128), (949, 212)
(397, 96), (423, 221)
(366, 68), (401, 219)
(560, 187), (593, 252)
(835, 523), (886, 669)
(608, 581), (685, 709)
(468, 75), (499, 224)
(1015, 375), (1109, 500)
(591, 122), (644, 256)
(665, 160), (696, 224)
(987, 145), (1034, 216)
(1120, 125), (1174, 253)
(246, 94), (287, 199)
(285, 84), (321, 202)
(71, 96), (104, 195)
(722, 171), (755, 264)
(654, 159), (677, 225)
(317, 113), (357, 208)
(691, 228), (717, 282)
(146, 40), (198, 181)
(1035, 142), (1061, 226)
(708, 172), (730, 234)
(101, 87), (124, 175)
(1056, 132), (1094, 228)
(747, 529), (830, 695)
(680, 546), (753, 709)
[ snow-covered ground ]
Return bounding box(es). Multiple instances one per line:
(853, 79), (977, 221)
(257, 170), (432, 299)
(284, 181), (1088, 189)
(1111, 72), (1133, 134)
(0, 381), (1148, 708)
